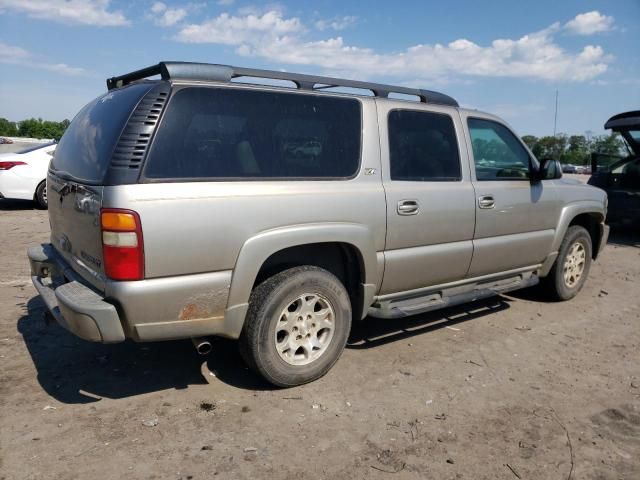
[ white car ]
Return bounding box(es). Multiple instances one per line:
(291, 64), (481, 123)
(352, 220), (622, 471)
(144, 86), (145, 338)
(0, 142), (55, 208)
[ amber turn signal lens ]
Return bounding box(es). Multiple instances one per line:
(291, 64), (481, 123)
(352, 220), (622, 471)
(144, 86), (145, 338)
(101, 212), (137, 231)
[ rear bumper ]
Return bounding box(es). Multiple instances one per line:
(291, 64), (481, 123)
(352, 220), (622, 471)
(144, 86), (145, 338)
(28, 243), (242, 343)
(28, 244), (125, 342)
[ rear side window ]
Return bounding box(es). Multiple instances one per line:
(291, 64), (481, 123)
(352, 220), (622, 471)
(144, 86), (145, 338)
(468, 118), (531, 180)
(388, 110), (461, 181)
(144, 87), (362, 180)
(51, 83), (154, 183)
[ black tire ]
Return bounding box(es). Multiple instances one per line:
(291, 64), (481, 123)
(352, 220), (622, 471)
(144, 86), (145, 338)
(543, 225), (592, 301)
(35, 181), (47, 209)
(239, 266), (352, 387)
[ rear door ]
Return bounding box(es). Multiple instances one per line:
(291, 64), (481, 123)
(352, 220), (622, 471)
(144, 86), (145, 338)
(378, 102), (475, 295)
(461, 113), (560, 277)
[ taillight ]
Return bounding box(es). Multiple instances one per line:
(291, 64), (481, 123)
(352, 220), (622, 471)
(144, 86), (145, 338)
(101, 208), (144, 281)
(0, 161), (27, 170)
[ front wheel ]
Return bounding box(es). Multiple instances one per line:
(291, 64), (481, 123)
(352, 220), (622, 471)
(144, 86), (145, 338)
(239, 266), (352, 387)
(543, 225), (592, 301)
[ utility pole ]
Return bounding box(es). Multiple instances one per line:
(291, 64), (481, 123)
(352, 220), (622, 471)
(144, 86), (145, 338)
(553, 89), (559, 137)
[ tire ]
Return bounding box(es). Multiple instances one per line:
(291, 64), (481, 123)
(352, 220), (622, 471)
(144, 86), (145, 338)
(239, 266), (352, 387)
(35, 181), (48, 209)
(543, 225), (592, 301)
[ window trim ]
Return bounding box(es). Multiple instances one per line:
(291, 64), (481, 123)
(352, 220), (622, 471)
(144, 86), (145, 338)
(139, 84), (364, 183)
(387, 108), (463, 182)
(467, 116), (535, 182)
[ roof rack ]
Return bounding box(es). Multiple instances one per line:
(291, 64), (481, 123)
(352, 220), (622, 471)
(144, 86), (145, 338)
(106, 61), (459, 107)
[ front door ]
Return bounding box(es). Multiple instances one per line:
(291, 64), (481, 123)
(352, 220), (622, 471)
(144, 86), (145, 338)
(379, 103), (476, 295)
(461, 114), (560, 277)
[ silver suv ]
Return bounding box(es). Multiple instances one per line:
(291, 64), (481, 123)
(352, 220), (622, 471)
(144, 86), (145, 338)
(28, 62), (609, 387)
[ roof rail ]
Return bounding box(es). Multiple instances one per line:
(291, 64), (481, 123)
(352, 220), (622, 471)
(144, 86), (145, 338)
(106, 61), (459, 107)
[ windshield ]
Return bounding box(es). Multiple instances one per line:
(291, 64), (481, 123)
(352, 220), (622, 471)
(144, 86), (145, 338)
(16, 142), (56, 154)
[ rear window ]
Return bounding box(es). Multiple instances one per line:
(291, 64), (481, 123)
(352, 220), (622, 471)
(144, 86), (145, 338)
(144, 87), (362, 180)
(51, 83), (154, 183)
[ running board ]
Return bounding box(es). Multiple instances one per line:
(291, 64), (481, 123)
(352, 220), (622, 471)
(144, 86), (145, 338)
(368, 272), (539, 319)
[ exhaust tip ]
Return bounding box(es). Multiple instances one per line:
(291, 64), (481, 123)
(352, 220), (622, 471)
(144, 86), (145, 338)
(192, 337), (212, 355)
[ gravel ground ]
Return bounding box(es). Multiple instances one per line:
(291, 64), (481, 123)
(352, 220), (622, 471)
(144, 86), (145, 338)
(0, 198), (638, 480)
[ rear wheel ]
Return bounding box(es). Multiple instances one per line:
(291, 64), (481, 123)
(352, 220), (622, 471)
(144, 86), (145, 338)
(35, 181), (47, 209)
(543, 225), (592, 301)
(239, 266), (352, 387)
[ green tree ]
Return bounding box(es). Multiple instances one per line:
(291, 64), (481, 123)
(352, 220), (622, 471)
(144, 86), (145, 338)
(16, 118), (70, 140)
(591, 133), (625, 157)
(0, 118), (19, 137)
(561, 135), (590, 165)
(536, 134), (568, 160)
(521, 135), (538, 152)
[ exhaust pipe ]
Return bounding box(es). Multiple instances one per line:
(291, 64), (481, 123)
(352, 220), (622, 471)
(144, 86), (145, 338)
(192, 337), (212, 355)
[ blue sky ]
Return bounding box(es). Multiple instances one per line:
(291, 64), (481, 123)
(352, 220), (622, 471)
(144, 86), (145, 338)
(1, 0), (638, 136)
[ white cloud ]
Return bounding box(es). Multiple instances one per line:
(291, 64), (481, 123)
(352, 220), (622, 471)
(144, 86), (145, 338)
(176, 11), (303, 44)
(314, 15), (357, 31)
(175, 11), (611, 82)
(217, 0), (235, 5)
(0, 0), (129, 26)
(148, 2), (187, 27)
(565, 11), (614, 35)
(0, 41), (87, 76)
(151, 2), (166, 14)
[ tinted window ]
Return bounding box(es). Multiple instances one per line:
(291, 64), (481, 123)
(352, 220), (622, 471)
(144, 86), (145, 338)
(144, 87), (361, 179)
(388, 110), (461, 181)
(468, 118), (530, 180)
(51, 83), (153, 183)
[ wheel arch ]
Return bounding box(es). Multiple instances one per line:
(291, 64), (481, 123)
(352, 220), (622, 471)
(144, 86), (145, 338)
(223, 223), (379, 338)
(552, 202), (605, 260)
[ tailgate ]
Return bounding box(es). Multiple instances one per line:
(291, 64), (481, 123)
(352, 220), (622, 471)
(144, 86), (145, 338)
(48, 172), (106, 291)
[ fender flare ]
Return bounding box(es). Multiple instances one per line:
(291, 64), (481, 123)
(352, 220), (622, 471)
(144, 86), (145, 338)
(223, 223), (379, 338)
(551, 201), (605, 253)
(539, 200), (606, 277)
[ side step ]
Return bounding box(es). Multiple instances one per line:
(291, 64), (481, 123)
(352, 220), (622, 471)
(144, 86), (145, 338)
(369, 272), (539, 319)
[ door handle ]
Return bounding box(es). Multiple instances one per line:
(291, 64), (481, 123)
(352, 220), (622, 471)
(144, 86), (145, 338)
(397, 200), (419, 215)
(478, 195), (495, 209)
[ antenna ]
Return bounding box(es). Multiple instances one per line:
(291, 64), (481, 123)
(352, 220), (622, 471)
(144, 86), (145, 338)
(553, 89), (559, 136)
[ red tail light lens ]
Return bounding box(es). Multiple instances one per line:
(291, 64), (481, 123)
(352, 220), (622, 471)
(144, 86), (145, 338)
(101, 209), (144, 281)
(0, 161), (27, 170)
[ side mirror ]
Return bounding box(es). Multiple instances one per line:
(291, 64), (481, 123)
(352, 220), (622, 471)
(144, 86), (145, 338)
(538, 158), (562, 180)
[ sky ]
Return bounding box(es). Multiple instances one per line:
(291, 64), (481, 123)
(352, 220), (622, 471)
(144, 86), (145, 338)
(0, 0), (638, 137)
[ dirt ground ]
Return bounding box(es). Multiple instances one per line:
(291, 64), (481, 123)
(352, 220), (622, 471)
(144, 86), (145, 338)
(0, 198), (638, 480)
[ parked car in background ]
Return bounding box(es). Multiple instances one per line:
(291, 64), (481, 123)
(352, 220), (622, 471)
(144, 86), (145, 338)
(562, 164), (577, 173)
(28, 62), (608, 387)
(0, 137), (14, 144)
(589, 110), (640, 226)
(0, 142), (55, 208)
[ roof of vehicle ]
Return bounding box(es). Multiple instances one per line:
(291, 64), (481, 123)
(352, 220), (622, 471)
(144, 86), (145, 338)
(604, 110), (640, 130)
(106, 61), (459, 108)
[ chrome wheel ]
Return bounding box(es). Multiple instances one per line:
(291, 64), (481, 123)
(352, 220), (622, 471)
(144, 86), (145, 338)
(274, 293), (335, 366)
(563, 241), (586, 288)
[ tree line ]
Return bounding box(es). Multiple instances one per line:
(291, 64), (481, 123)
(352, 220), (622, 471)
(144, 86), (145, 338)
(0, 117), (70, 141)
(521, 133), (626, 166)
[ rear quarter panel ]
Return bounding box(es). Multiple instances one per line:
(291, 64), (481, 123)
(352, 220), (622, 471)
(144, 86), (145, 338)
(102, 96), (385, 291)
